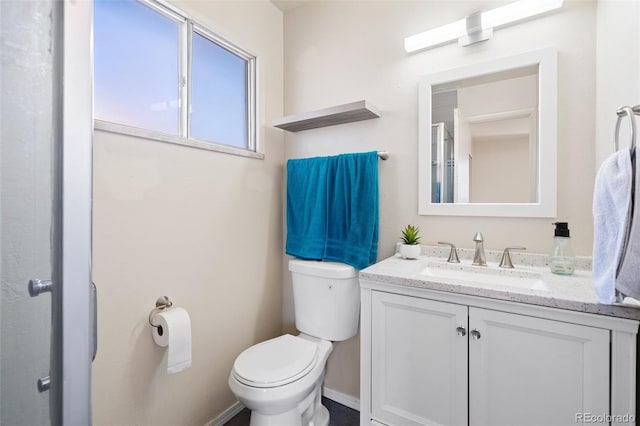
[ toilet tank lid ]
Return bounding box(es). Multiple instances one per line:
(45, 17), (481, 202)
(289, 259), (358, 279)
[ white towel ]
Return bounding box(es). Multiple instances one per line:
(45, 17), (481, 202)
(592, 150), (633, 304)
(616, 147), (640, 300)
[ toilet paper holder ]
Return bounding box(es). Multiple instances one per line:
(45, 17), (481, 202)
(149, 296), (173, 328)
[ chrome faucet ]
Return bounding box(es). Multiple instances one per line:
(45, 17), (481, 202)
(499, 246), (527, 268)
(472, 232), (487, 266)
(438, 242), (460, 263)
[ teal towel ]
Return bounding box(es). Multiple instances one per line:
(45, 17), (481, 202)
(286, 156), (329, 260)
(323, 152), (379, 269)
(286, 151), (379, 270)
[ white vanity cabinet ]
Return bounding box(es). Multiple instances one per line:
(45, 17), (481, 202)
(371, 292), (468, 425)
(361, 283), (638, 426)
(468, 307), (609, 426)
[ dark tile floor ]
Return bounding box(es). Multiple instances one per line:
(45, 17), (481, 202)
(322, 398), (360, 426)
(224, 397), (359, 426)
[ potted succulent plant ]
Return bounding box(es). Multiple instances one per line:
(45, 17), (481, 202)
(399, 225), (421, 259)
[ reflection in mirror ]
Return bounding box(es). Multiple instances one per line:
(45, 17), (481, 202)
(418, 48), (557, 217)
(431, 66), (539, 204)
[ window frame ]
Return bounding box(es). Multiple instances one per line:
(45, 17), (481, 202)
(93, 0), (261, 159)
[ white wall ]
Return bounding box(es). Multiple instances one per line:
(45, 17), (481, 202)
(470, 136), (530, 203)
(457, 74), (537, 116)
(454, 108), (472, 203)
(595, 0), (640, 169)
(283, 0), (597, 400)
(91, 1), (284, 424)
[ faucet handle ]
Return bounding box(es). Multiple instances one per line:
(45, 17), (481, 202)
(438, 242), (460, 263)
(473, 232), (484, 243)
(499, 246), (526, 268)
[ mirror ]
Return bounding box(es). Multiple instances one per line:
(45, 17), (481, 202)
(418, 48), (557, 217)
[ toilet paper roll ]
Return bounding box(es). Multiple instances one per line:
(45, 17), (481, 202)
(151, 307), (192, 374)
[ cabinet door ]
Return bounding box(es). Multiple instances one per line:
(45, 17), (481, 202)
(469, 307), (610, 426)
(371, 292), (468, 426)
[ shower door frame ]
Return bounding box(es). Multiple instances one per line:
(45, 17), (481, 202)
(53, 1), (94, 424)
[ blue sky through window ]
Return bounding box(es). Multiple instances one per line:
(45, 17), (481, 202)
(94, 0), (180, 135)
(191, 32), (248, 149)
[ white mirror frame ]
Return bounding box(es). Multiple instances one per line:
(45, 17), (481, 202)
(418, 48), (558, 217)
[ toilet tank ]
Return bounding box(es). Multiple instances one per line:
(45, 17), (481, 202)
(289, 259), (360, 341)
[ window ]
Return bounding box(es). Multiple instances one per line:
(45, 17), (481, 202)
(94, 0), (258, 157)
(191, 29), (248, 149)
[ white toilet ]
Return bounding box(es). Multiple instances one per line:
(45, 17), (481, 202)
(228, 259), (360, 426)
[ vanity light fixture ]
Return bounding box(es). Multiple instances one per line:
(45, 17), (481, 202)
(404, 0), (563, 53)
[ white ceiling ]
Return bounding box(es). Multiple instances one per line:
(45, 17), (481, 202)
(271, 0), (311, 13)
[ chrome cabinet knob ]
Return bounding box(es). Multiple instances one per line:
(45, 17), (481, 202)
(456, 326), (467, 337)
(470, 329), (482, 340)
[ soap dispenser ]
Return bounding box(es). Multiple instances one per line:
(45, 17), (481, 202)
(549, 222), (576, 275)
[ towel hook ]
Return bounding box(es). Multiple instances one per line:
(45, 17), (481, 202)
(614, 106), (637, 152)
(148, 296), (173, 328)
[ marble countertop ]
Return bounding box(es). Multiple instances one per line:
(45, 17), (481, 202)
(360, 247), (640, 321)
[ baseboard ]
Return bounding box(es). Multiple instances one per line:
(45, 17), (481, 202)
(206, 388), (357, 425)
(322, 386), (360, 412)
(207, 400), (245, 426)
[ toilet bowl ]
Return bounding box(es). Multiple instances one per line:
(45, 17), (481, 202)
(228, 334), (332, 426)
(228, 259), (360, 426)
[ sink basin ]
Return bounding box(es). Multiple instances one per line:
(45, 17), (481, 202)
(419, 262), (550, 292)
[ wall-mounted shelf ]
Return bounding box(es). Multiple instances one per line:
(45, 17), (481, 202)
(272, 100), (381, 132)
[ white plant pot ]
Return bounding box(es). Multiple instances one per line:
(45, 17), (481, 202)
(399, 244), (421, 259)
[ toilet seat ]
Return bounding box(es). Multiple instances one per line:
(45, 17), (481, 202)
(232, 334), (318, 388)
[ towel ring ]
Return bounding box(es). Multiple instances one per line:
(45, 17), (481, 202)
(614, 106), (637, 152)
(148, 296), (173, 328)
